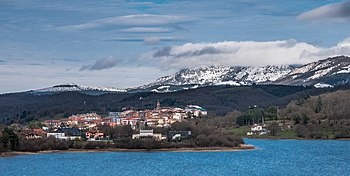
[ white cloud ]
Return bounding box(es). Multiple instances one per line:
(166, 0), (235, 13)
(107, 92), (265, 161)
(58, 14), (195, 31)
(298, 1), (350, 22)
(122, 27), (173, 33)
(80, 57), (119, 71)
(106, 36), (185, 44)
(146, 38), (350, 69)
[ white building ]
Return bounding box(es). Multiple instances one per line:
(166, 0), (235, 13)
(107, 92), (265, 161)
(132, 129), (164, 141)
(47, 132), (81, 140)
(247, 124), (267, 136)
(185, 105), (208, 117)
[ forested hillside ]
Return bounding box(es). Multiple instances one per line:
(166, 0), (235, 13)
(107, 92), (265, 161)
(283, 90), (350, 120)
(0, 85), (347, 125)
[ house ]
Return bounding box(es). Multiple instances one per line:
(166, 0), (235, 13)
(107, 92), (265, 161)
(185, 105), (208, 117)
(168, 131), (192, 141)
(47, 132), (65, 139)
(47, 132), (81, 140)
(120, 116), (141, 129)
(101, 118), (112, 126)
(121, 110), (138, 117)
(109, 112), (121, 118)
(86, 130), (105, 141)
(43, 120), (61, 128)
(251, 125), (263, 132)
(247, 124), (267, 136)
(47, 127), (82, 140)
(132, 129), (164, 141)
(23, 128), (46, 139)
(58, 127), (81, 136)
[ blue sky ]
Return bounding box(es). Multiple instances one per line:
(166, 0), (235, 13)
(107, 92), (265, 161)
(1, 0), (350, 93)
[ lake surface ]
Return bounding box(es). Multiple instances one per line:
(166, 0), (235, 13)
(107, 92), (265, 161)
(1, 139), (350, 176)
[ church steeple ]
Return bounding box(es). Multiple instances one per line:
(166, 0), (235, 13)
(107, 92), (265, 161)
(156, 100), (161, 110)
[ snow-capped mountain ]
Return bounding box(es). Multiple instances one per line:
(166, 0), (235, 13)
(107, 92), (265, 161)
(31, 83), (127, 95)
(275, 56), (350, 86)
(142, 56), (350, 90)
(145, 65), (294, 88)
(28, 56), (350, 95)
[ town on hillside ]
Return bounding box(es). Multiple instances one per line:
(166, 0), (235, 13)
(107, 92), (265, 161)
(20, 101), (207, 141)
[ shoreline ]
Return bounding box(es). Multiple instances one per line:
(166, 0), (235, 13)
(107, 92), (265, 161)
(0, 144), (255, 157)
(246, 136), (350, 141)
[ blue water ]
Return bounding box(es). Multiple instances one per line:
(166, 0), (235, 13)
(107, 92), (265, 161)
(1, 139), (350, 176)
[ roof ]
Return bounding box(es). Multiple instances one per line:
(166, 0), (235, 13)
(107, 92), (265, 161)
(58, 127), (81, 136)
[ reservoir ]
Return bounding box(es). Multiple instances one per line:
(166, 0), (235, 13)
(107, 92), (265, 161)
(1, 139), (350, 176)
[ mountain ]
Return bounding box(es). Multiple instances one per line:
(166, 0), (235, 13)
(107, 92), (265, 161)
(30, 83), (127, 95)
(274, 56), (350, 87)
(143, 65), (293, 87)
(20, 56), (350, 95)
(142, 56), (350, 90)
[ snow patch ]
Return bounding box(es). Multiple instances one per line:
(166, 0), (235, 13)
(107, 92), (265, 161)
(307, 67), (334, 81)
(215, 81), (241, 86)
(314, 83), (334, 88)
(33, 84), (127, 93)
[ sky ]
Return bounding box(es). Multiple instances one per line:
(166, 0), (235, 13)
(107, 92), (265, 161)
(1, 0), (350, 93)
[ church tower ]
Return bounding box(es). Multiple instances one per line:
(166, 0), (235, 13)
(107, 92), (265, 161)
(156, 100), (161, 110)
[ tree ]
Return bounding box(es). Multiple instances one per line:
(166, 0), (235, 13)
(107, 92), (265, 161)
(315, 96), (322, 113)
(268, 122), (280, 136)
(1, 127), (19, 150)
(186, 112), (192, 119)
(302, 115), (309, 125)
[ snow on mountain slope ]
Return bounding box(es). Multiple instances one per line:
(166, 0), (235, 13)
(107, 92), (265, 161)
(143, 56), (350, 89)
(28, 56), (350, 95)
(149, 66), (233, 86)
(235, 65), (293, 83)
(32, 83), (127, 94)
(277, 56), (350, 85)
(144, 65), (294, 87)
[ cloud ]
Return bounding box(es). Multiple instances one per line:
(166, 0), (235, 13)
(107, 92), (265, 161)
(122, 27), (173, 33)
(106, 36), (185, 44)
(0, 60), (7, 65)
(298, 1), (350, 22)
(145, 38), (350, 69)
(80, 57), (118, 71)
(58, 14), (196, 31)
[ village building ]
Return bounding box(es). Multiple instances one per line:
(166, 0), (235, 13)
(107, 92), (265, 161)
(43, 120), (61, 128)
(185, 105), (208, 117)
(132, 129), (164, 141)
(39, 102), (207, 139)
(247, 124), (267, 136)
(86, 130), (105, 141)
(168, 131), (192, 141)
(23, 128), (47, 139)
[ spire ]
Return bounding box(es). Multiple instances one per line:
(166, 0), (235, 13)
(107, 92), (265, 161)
(156, 100), (161, 110)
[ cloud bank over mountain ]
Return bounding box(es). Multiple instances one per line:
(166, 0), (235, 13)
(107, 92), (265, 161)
(146, 38), (350, 69)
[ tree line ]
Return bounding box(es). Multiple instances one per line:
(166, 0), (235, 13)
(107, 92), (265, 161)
(0, 120), (244, 153)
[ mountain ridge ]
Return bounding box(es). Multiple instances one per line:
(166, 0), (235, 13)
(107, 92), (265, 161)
(30, 83), (127, 95)
(12, 55), (350, 95)
(141, 55), (350, 91)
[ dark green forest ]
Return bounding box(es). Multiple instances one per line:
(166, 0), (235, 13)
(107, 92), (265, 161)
(0, 85), (347, 125)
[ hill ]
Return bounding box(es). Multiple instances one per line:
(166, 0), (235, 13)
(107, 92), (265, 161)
(1, 84), (347, 125)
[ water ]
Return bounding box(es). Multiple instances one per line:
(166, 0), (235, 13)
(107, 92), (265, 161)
(1, 139), (350, 176)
